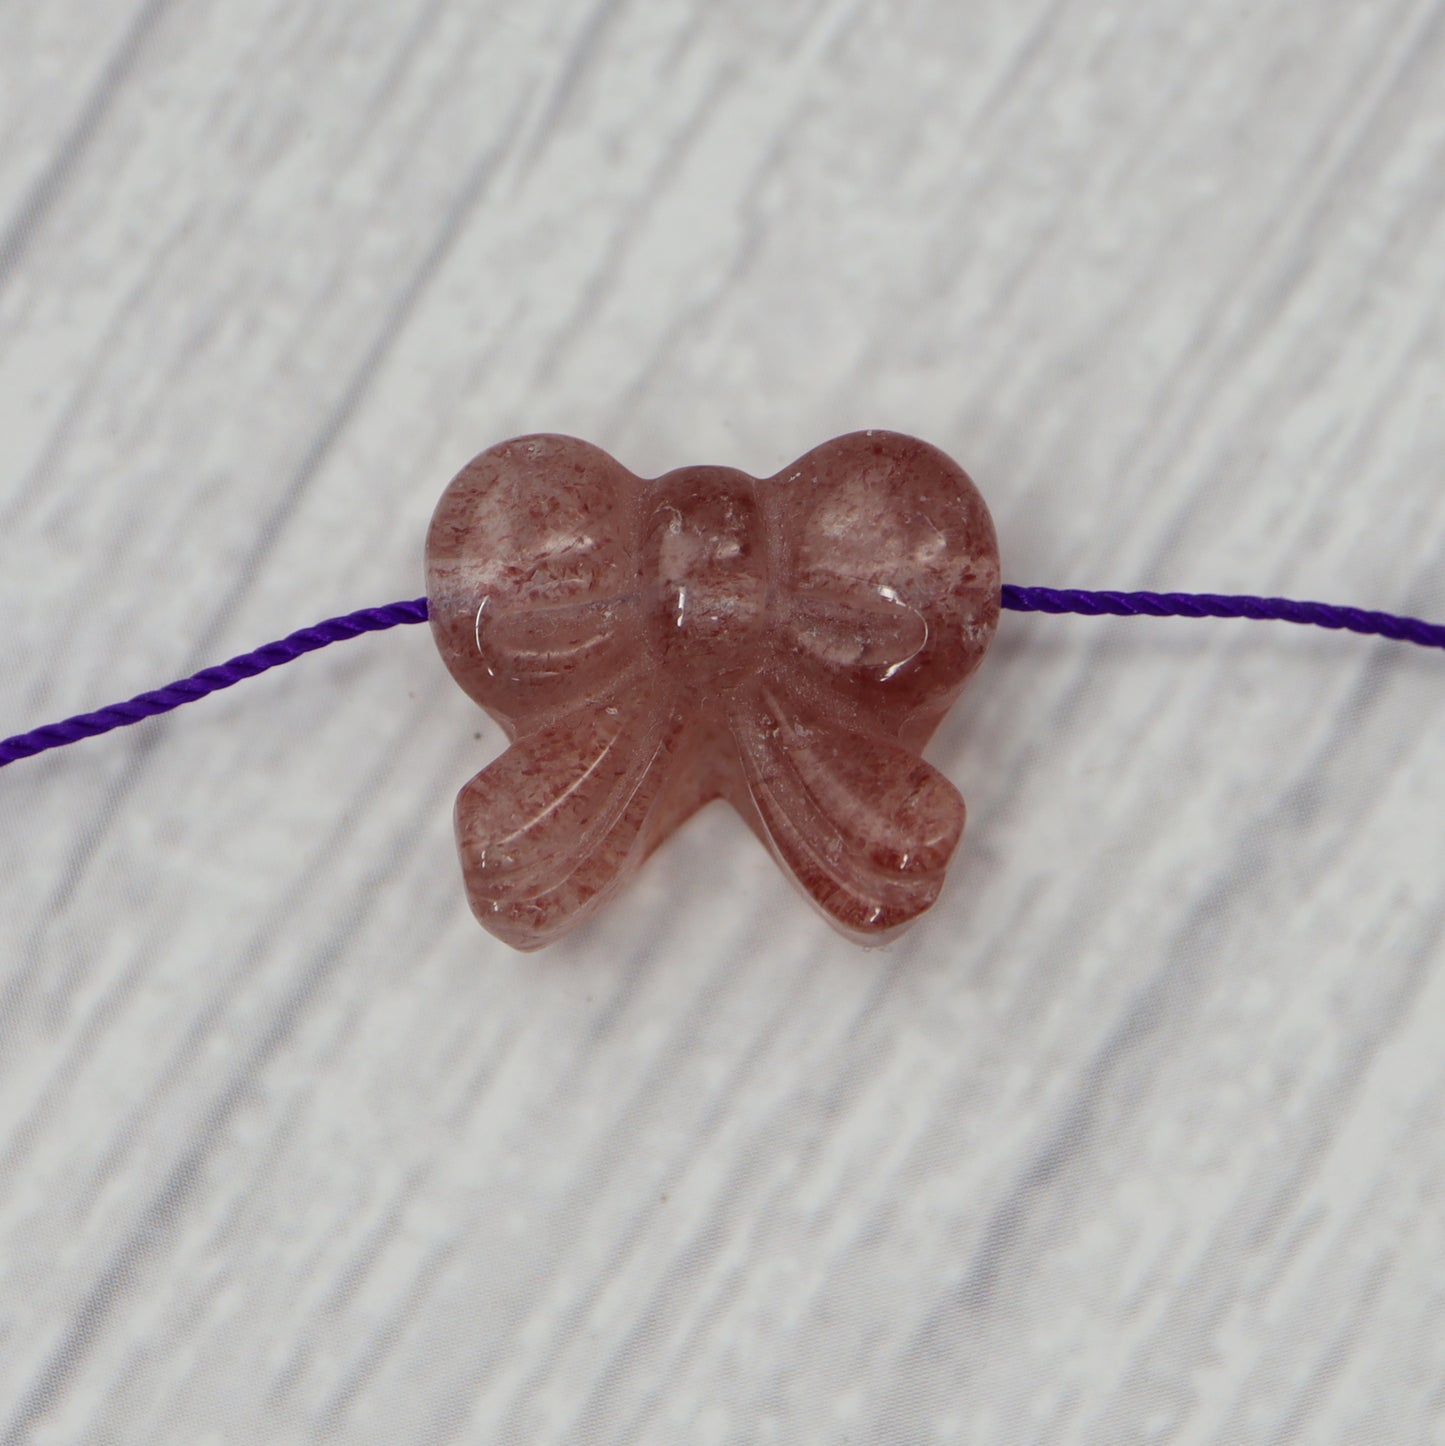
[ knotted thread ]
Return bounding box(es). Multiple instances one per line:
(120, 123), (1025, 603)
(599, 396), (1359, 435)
(1, 588), (1441, 770)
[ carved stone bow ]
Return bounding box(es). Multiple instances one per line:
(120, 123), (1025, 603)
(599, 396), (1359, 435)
(425, 431), (1000, 949)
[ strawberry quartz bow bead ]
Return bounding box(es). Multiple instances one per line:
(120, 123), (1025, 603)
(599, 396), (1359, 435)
(425, 431), (1001, 949)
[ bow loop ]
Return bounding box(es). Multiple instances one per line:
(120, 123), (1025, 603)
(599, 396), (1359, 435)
(427, 434), (643, 731)
(768, 431), (1000, 748)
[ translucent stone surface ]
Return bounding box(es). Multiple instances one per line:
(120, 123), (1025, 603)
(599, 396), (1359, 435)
(425, 432), (1000, 949)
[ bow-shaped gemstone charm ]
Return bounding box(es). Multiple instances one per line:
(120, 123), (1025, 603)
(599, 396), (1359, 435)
(425, 432), (1000, 949)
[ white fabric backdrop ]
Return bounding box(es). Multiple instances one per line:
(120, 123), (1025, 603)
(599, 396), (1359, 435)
(2, 2), (1444, 1441)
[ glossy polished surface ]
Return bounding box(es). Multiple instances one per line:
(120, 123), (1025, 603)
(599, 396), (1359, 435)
(426, 432), (1000, 948)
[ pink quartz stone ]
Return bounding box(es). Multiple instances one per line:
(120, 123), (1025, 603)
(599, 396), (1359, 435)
(425, 431), (1000, 950)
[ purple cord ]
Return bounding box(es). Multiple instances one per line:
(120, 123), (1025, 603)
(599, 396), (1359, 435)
(0, 598), (429, 769)
(1000, 585), (1445, 649)
(1, 588), (1441, 771)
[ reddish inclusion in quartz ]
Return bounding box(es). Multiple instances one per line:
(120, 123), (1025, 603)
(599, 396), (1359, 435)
(425, 432), (1000, 949)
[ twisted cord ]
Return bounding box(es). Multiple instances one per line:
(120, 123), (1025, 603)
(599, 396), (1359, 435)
(1000, 585), (1445, 649)
(2, 588), (1442, 771)
(0, 598), (430, 769)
